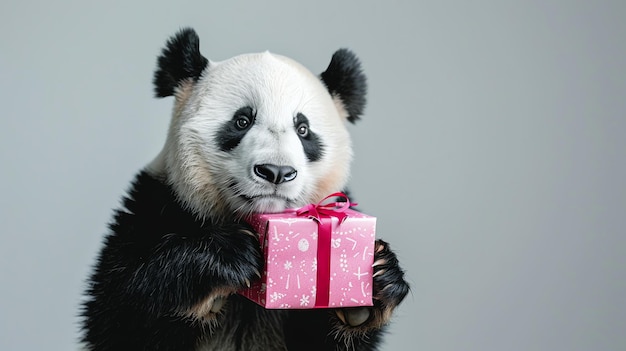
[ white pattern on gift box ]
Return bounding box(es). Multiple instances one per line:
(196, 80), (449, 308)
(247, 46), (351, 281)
(353, 266), (367, 280)
(361, 281), (370, 298)
(331, 238), (341, 248)
(363, 246), (372, 261)
(298, 239), (309, 252)
(339, 251), (348, 272)
(272, 225), (281, 242)
(299, 294), (311, 306)
(269, 291), (286, 303)
(345, 237), (357, 250)
(275, 217), (301, 225)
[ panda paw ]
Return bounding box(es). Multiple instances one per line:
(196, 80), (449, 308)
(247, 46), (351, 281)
(334, 239), (409, 331)
(186, 288), (233, 323)
(185, 227), (263, 322)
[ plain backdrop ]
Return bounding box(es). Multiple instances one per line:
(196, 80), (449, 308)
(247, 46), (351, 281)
(1, 1), (625, 350)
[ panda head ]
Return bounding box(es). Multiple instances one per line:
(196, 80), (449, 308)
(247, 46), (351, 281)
(148, 28), (367, 220)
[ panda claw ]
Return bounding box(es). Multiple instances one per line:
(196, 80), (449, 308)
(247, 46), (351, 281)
(372, 259), (386, 267)
(210, 296), (227, 313)
(372, 269), (386, 278)
(335, 309), (347, 324)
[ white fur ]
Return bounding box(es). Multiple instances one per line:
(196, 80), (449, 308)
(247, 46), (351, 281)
(148, 52), (353, 219)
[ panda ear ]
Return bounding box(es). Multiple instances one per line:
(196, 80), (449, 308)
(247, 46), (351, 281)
(320, 49), (367, 123)
(153, 28), (209, 98)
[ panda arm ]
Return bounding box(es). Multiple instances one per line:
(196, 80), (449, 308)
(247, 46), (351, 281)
(120, 223), (262, 317)
(91, 171), (263, 318)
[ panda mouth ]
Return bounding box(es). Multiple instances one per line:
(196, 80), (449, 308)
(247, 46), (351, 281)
(238, 193), (296, 213)
(240, 193), (292, 203)
(227, 181), (297, 213)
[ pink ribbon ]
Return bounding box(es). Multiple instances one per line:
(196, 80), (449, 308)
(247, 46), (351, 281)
(296, 192), (357, 307)
(296, 192), (357, 224)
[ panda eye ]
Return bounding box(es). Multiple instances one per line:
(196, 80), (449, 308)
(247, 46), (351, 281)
(233, 107), (255, 130)
(235, 116), (251, 130)
(297, 123), (309, 138)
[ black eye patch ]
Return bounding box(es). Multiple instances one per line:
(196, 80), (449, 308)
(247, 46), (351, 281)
(217, 106), (255, 152)
(294, 113), (324, 162)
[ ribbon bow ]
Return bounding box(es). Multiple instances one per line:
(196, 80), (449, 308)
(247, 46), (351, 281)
(295, 192), (357, 224)
(294, 192), (357, 307)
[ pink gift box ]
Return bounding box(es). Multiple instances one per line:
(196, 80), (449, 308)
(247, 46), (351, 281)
(240, 206), (376, 309)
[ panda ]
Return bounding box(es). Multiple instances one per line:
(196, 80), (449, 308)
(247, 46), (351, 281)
(81, 28), (409, 351)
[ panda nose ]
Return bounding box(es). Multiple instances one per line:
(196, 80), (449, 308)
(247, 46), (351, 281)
(254, 164), (297, 184)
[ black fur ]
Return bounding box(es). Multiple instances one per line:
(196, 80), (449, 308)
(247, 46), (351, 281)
(153, 28), (209, 97)
(295, 113), (324, 162)
(320, 49), (368, 123)
(81, 171), (409, 350)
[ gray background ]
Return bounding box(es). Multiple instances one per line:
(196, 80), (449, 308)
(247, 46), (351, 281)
(1, 1), (625, 350)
